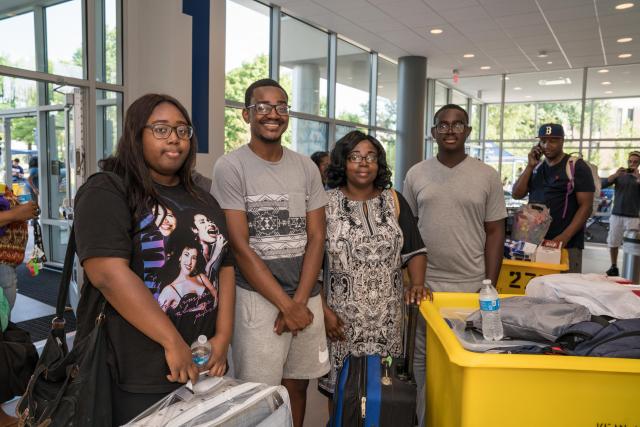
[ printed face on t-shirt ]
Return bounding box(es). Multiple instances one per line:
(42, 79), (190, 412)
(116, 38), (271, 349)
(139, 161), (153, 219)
(154, 205), (177, 237)
(192, 213), (219, 244)
(179, 247), (198, 275)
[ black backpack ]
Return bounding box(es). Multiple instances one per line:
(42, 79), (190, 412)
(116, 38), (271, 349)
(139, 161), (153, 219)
(556, 318), (640, 358)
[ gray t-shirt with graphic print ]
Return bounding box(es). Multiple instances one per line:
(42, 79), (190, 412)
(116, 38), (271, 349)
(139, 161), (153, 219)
(211, 144), (327, 296)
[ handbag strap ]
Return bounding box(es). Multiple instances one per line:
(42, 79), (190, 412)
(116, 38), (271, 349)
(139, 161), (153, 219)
(54, 226), (76, 321)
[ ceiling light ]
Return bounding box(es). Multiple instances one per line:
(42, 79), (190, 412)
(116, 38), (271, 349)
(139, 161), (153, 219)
(538, 78), (572, 86)
(514, 87), (522, 90)
(430, 28), (443, 34)
(598, 69), (609, 73)
(480, 66), (491, 70)
(378, 85), (384, 89)
(504, 76), (510, 80)
(537, 50), (549, 58)
(547, 61), (553, 64)
(525, 95), (532, 99)
(602, 81), (612, 85)
(605, 90), (614, 94)
(619, 53), (632, 58)
(463, 53), (475, 58)
(617, 37), (633, 43)
(615, 2), (634, 9)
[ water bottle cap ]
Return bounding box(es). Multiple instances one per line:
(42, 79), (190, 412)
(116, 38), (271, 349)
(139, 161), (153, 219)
(482, 279), (492, 285)
(197, 335), (207, 344)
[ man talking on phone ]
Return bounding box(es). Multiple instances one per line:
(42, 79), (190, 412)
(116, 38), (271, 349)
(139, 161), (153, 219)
(603, 151), (640, 276)
(512, 123), (595, 272)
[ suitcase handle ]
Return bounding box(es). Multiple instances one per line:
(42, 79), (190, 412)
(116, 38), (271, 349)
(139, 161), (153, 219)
(399, 303), (419, 381)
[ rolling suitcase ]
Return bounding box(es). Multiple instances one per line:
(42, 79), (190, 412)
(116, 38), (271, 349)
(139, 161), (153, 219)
(330, 303), (419, 427)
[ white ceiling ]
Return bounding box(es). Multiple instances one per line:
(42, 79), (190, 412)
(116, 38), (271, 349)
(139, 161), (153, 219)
(270, 0), (640, 81)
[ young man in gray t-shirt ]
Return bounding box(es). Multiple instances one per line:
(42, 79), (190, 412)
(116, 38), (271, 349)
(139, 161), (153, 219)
(211, 79), (328, 427)
(403, 104), (507, 427)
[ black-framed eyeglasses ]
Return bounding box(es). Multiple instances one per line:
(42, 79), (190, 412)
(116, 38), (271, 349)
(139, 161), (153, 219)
(347, 153), (378, 164)
(435, 122), (467, 134)
(145, 124), (193, 140)
(247, 102), (291, 116)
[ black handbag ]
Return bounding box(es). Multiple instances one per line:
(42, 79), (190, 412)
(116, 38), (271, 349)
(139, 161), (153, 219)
(17, 227), (112, 427)
(0, 322), (38, 403)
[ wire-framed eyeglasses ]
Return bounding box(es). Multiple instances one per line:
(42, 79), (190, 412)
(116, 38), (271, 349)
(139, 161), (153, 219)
(247, 102), (291, 116)
(347, 153), (378, 164)
(145, 124), (193, 140)
(434, 122), (467, 134)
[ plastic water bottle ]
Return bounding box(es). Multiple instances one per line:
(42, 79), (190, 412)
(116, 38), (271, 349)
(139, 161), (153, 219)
(190, 335), (211, 370)
(479, 279), (504, 341)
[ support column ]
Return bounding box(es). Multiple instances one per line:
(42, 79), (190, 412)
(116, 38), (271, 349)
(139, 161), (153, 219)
(395, 56), (427, 190)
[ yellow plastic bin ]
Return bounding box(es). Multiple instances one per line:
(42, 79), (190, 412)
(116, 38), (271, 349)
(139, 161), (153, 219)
(420, 293), (640, 427)
(496, 249), (569, 294)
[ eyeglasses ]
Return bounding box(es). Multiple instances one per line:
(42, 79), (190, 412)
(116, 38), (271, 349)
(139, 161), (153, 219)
(145, 124), (193, 140)
(347, 153), (378, 164)
(434, 122), (467, 134)
(247, 102), (291, 116)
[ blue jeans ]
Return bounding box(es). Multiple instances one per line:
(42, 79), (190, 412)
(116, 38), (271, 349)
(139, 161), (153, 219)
(0, 263), (18, 313)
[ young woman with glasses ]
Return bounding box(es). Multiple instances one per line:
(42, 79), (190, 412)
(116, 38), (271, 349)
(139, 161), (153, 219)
(73, 94), (235, 425)
(317, 130), (430, 404)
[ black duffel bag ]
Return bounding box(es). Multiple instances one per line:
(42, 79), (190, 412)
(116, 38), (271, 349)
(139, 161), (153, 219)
(0, 322), (38, 404)
(17, 227), (112, 427)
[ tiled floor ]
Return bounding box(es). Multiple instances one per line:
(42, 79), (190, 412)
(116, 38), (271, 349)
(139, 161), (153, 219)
(1, 243), (626, 426)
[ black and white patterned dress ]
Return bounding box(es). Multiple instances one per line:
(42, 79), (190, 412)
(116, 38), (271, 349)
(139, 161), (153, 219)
(318, 188), (426, 395)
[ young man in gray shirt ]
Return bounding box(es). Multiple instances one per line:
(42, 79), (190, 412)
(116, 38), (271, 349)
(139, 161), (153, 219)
(604, 151), (640, 276)
(403, 104), (507, 427)
(211, 79), (329, 427)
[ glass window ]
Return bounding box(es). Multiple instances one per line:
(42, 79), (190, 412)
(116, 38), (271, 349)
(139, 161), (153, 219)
(451, 90), (467, 110)
(0, 76), (37, 108)
(336, 40), (370, 125)
(225, 0), (270, 104)
(588, 98), (640, 140)
(97, 90), (122, 159)
(97, 0), (122, 84)
(470, 101), (481, 141)
(0, 12), (36, 71)
(45, 0), (83, 78)
(376, 59), (397, 130)
(434, 83), (448, 111)
(588, 142), (639, 177)
(46, 110), (70, 219)
(284, 118), (327, 156)
(280, 15), (328, 117)
(377, 131), (396, 177)
(335, 124), (356, 142)
(224, 107), (249, 153)
(47, 83), (75, 106)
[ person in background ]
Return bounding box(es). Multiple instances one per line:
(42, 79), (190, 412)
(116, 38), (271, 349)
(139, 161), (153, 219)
(403, 104), (507, 427)
(11, 159), (24, 183)
(28, 157), (39, 200)
(603, 151), (640, 276)
(0, 183), (38, 427)
(311, 151), (330, 188)
(512, 123), (595, 272)
(0, 185), (38, 317)
(212, 79), (328, 427)
(318, 130), (429, 407)
(74, 93), (235, 425)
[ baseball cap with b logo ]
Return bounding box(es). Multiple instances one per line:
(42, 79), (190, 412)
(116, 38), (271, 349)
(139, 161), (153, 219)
(538, 123), (564, 138)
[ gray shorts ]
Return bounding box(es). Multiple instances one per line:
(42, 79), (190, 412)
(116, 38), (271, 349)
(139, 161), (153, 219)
(232, 286), (330, 386)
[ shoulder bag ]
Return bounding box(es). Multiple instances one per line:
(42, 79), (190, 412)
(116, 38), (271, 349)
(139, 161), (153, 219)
(17, 226), (112, 427)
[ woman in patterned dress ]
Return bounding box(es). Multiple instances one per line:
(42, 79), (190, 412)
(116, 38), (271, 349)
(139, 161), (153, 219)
(318, 130), (430, 399)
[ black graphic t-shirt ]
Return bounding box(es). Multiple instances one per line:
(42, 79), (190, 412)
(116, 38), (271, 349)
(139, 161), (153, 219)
(73, 173), (233, 393)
